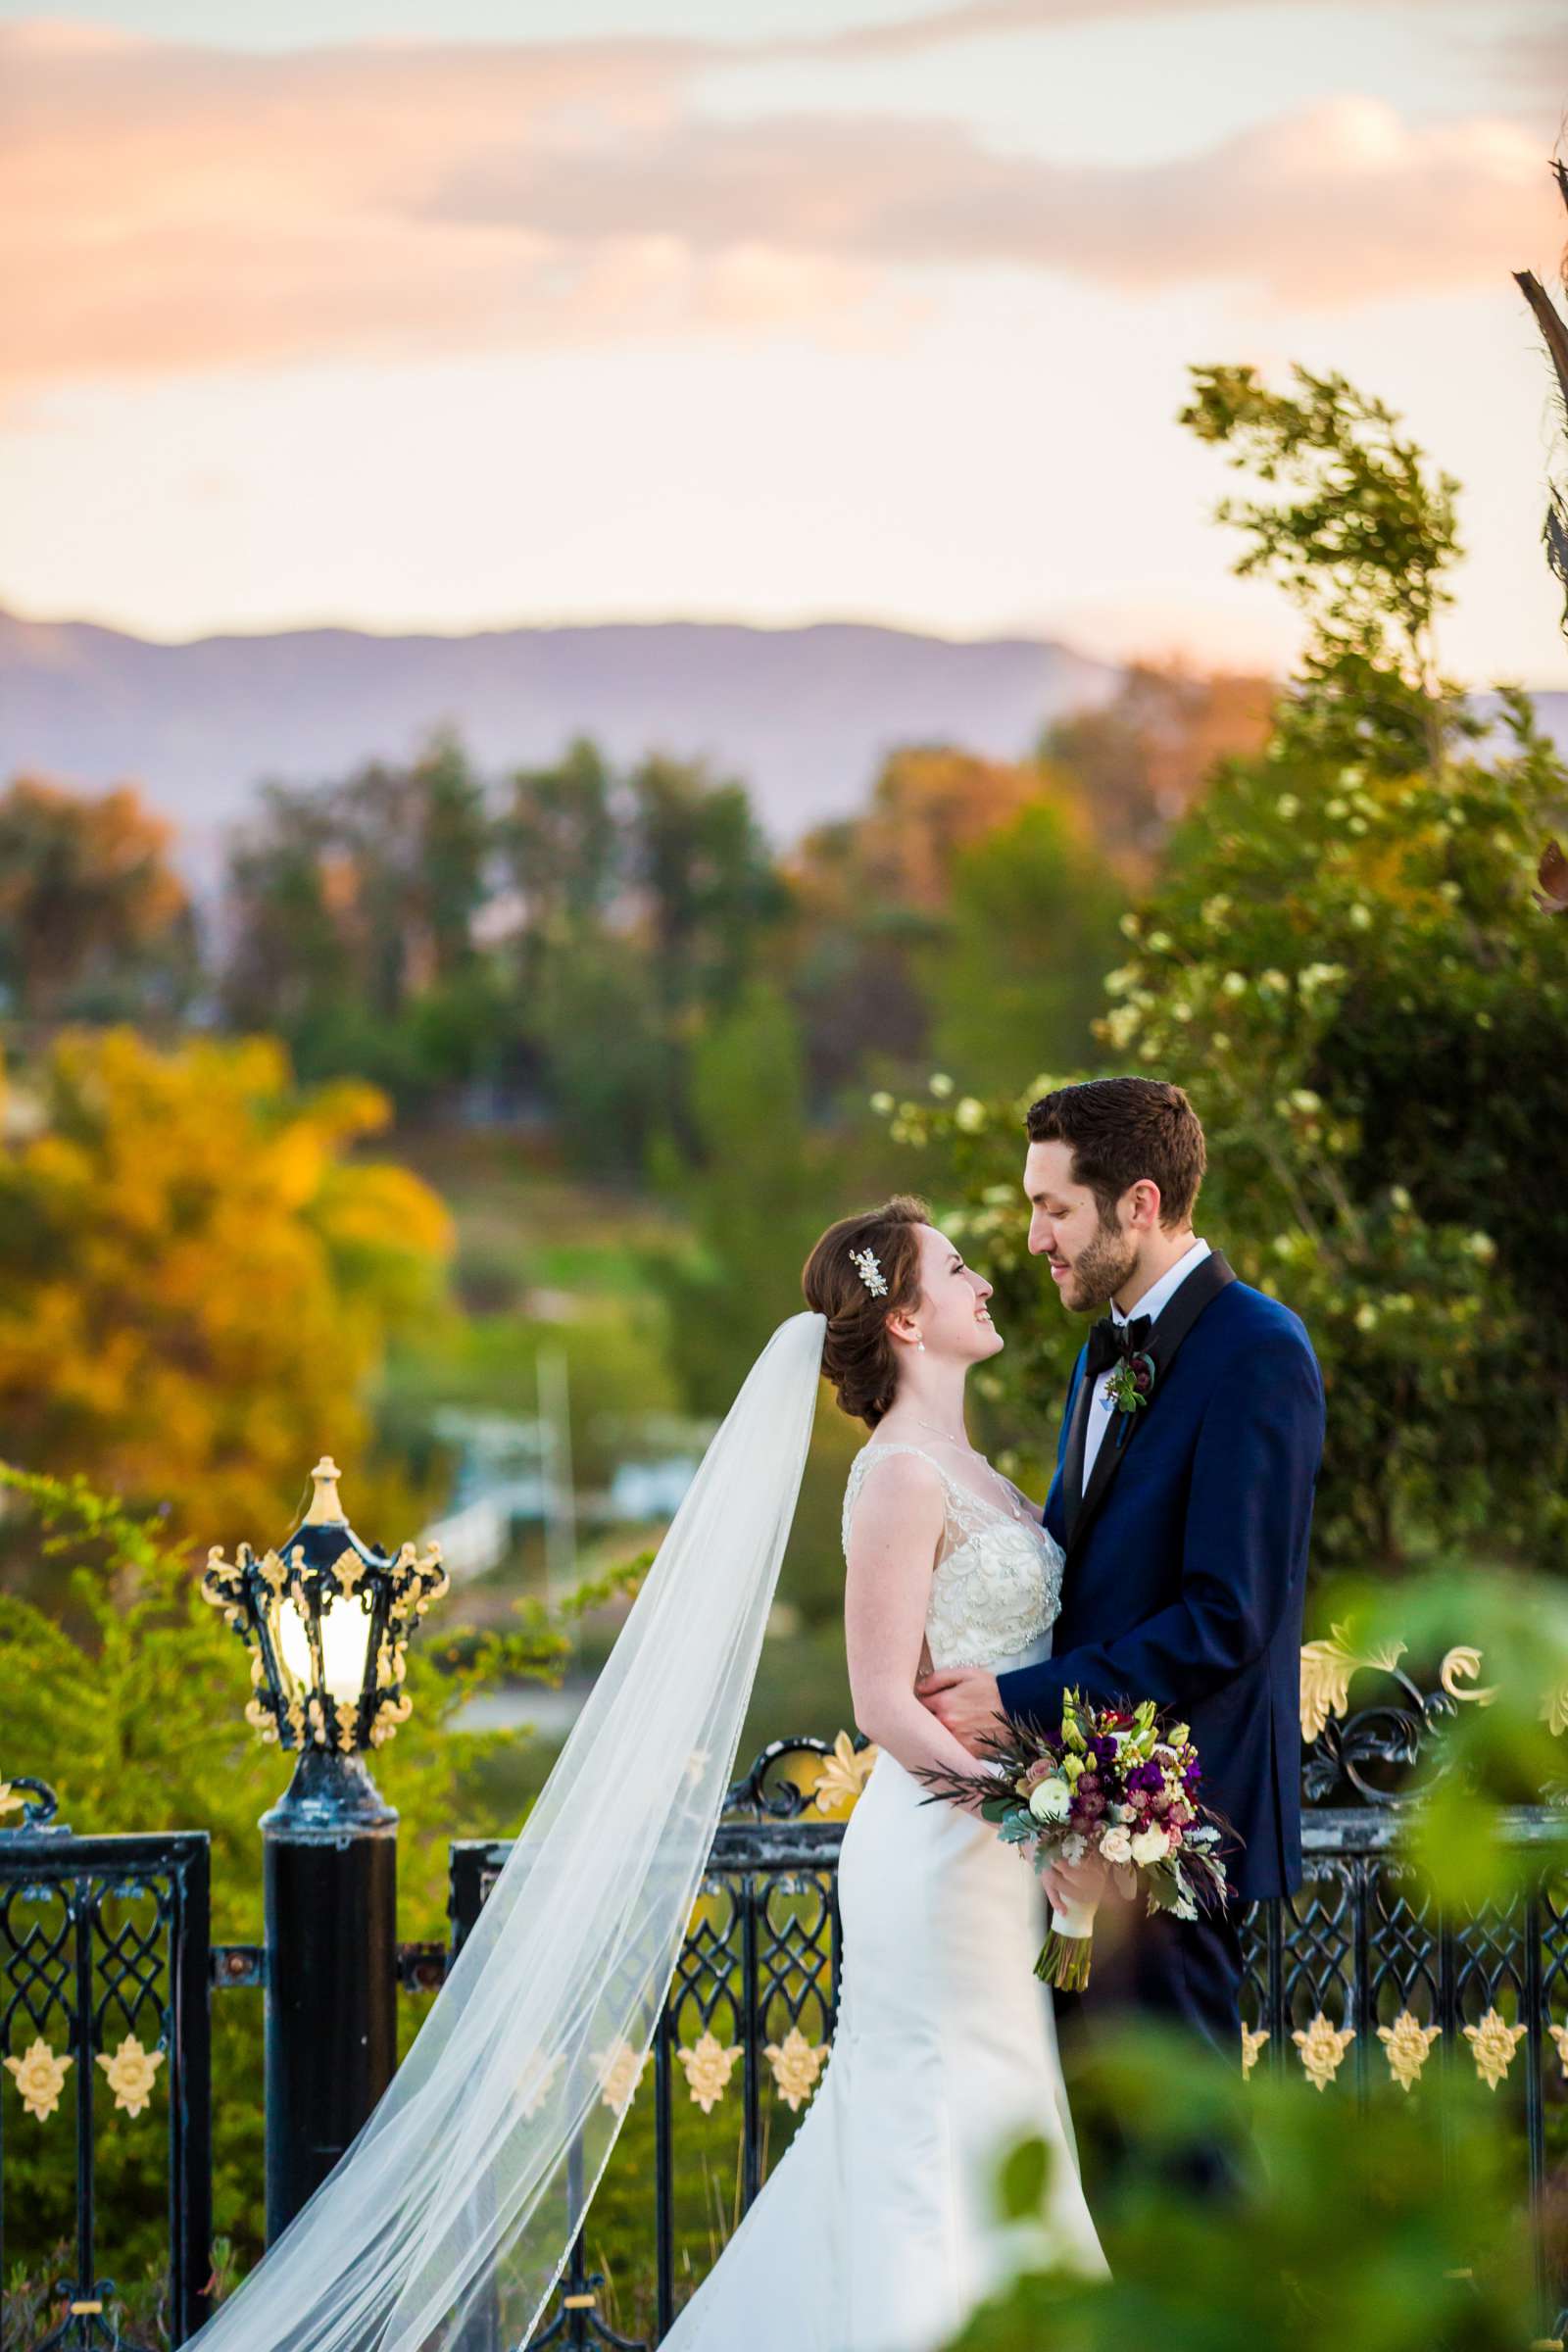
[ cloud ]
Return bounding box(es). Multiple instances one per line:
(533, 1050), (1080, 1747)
(793, 0), (1435, 63)
(414, 95), (1559, 305)
(0, 22), (719, 385)
(0, 20), (1556, 396)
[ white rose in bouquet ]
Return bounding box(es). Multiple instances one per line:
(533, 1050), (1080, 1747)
(913, 1686), (1227, 1996)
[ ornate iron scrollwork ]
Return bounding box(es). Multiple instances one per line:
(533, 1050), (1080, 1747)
(722, 1734), (847, 1820)
(0, 1773), (68, 1836)
(1297, 1634), (1540, 1809)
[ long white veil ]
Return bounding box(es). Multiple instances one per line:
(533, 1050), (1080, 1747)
(188, 1310), (828, 2352)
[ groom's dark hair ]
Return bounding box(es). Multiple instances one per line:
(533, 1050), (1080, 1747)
(1026, 1077), (1205, 1229)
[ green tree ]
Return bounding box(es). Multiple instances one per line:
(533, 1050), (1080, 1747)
(884, 367), (1568, 1570)
(629, 755), (788, 1036)
(404, 733), (492, 985)
(649, 987), (828, 1414)
(0, 778), (196, 1023)
(645, 984), (861, 1705)
(920, 796), (1124, 1096)
(220, 738), (796, 1156)
(222, 779), (351, 1043)
(503, 738), (619, 976)
(319, 734), (490, 1013)
(533, 931), (675, 1178)
(500, 738), (624, 1121)
(1179, 364), (1463, 774)
(521, 752), (790, 1172)
(221, 736), (497, 1103)
(1108, 689), (1568, 1571)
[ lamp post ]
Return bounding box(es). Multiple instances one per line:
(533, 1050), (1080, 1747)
(203, 1456), (447, 2240)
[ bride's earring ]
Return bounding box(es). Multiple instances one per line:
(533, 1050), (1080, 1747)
(915, 1335), (926, 1352)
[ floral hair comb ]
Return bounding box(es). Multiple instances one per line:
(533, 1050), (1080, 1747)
(851, 1246), (888, 1298)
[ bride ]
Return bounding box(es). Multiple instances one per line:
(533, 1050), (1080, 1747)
(664, 1196), (1106, 2348)
(180, 1195), (1103, 2352)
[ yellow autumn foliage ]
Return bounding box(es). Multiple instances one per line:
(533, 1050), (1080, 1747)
(0, 1028), (452, 1545)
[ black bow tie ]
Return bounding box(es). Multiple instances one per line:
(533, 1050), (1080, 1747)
(1085, 1313), (1152, 1380)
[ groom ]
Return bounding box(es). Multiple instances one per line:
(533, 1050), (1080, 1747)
(918, 1075), (1324, 2075)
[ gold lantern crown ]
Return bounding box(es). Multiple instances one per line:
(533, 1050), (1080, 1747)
(203, 1457), (448, 1754)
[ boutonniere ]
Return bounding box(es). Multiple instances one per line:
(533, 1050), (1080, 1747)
(1104, 1349), (1156, 1443)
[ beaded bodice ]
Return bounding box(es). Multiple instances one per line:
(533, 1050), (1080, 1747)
(841, 1442), (1063, 1672)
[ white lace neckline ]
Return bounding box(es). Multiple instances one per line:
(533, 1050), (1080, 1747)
(841, 1439), (1064, 1672)
(847, 1439), (1027, 1528)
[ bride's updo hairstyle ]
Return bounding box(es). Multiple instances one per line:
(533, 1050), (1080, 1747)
(802, 1195), (928, 1429)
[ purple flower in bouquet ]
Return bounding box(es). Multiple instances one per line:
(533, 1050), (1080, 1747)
(914, 1690), (1232, 1993)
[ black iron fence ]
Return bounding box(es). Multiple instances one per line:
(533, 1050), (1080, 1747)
(0, 1779), (212, 2352)
(5, 1652), (1568, 2348)
(446, 1738), (852, 2350)
(450, 1678), (1568, 2349)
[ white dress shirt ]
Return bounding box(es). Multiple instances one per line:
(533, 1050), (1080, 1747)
(1079, 1237), (1212, 1494)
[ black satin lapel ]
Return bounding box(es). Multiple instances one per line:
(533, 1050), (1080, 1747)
(1065, 1252), (1238, 1559)
(1143, 1250), (1237, 1366)
(1071, 1383), (1136, 1553)
(1060, 1353), (1095, 1540)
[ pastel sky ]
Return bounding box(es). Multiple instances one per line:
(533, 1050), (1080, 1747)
(3, 0), (1567, 682)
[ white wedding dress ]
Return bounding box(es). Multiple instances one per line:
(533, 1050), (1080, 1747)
(663, 1440), (1108, 2352)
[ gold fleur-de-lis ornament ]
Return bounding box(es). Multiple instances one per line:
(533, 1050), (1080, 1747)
(331, 1546), (368, 1597)
(514, 2051), (563, 2120)
(1463, 2008), (1527, 2090)
(96, 2034), (165, 2118)
(1293, 2012), (1355, 2091)
(1240, 2026), (1269, 2080)
(4, 2037), (74, 2121)
(676, 2032), (741, 2114)
(763, 2026), (828, 2112)
(1377, 2010), (1441, 2091)
(591, 2039), (649, 2114)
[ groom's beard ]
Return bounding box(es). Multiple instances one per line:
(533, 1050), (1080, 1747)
(1060, 1222), (1139, 1315)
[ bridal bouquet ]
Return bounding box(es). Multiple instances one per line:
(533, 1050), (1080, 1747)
(920, 1691), (1229, 1991)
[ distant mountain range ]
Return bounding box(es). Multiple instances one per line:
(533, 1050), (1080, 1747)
(0, 609), (1122, 872)
(3, 607), (1562, 882)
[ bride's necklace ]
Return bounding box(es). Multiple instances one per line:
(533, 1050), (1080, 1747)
(910, 1416), (975, 1452)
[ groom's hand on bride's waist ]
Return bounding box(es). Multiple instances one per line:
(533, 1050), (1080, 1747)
(916, 1667), (1003, 1756)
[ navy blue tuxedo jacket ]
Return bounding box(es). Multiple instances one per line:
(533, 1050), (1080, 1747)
(996, 1267), (1324, 1903)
